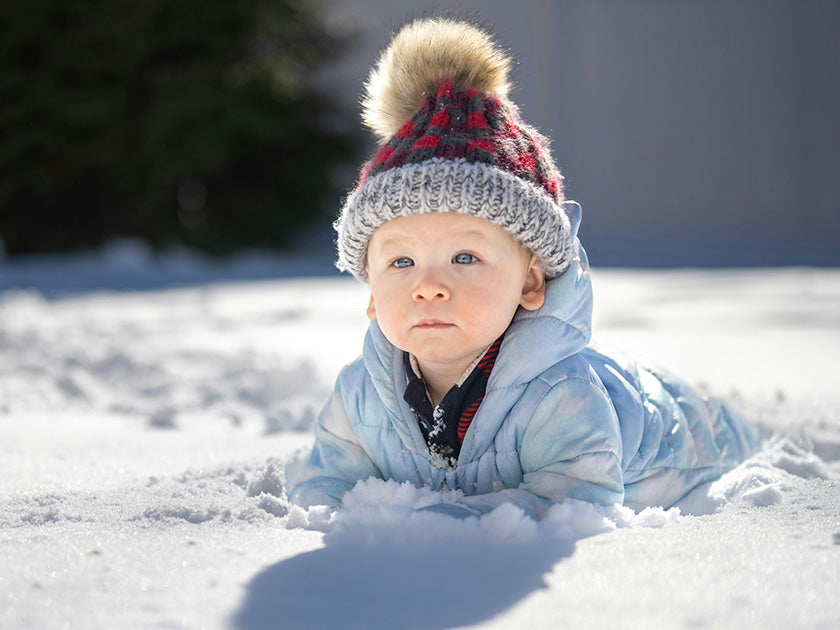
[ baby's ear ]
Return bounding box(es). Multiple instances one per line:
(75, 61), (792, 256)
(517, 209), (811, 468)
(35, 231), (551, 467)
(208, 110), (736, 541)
(519, 254), (546, 311)
(366, 294), (378, 320)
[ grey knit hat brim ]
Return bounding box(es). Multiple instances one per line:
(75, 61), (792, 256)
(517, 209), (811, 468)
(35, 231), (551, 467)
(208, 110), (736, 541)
(334, 158), (574, 282)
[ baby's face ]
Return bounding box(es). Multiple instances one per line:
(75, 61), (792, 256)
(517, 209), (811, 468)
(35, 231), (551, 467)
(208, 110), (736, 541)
(365, 212), (544, 376)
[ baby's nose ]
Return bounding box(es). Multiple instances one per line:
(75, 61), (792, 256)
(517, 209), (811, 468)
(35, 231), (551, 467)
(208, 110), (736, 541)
(412, 273), (450, 301)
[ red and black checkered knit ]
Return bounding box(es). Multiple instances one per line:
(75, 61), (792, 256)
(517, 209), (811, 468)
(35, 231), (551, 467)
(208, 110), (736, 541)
(403, 334), (504, 468)
(359, 80), (563, 203)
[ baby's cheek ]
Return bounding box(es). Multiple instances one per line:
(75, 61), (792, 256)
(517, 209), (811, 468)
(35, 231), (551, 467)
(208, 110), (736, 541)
(469, 297), (516, 333)
(376, 314), (406, 347)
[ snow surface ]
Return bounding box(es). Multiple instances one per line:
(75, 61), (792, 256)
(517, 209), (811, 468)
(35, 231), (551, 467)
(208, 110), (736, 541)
(1, 245), (839, 629)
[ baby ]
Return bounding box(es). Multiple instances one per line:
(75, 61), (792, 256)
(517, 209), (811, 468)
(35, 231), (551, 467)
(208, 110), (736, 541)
(286, 17), (757, 519)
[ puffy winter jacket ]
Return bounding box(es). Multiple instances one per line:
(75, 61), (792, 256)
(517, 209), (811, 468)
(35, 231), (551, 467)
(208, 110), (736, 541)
(286, 235), (757, 517)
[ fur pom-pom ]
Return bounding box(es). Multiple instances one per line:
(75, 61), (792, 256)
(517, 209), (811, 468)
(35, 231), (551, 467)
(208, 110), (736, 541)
(362, 17), (513, 142)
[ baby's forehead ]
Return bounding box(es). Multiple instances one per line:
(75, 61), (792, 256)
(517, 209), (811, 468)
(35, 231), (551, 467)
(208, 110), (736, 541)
(371, 212), (506, 241)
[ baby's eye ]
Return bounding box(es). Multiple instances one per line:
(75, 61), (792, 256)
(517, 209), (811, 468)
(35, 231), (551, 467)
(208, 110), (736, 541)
(452, 252), (478, 264)
(392, 257), (414, 268)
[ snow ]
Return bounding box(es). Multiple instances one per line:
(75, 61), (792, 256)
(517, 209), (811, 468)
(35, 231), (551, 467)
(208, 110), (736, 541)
(1, 244), (839, 629)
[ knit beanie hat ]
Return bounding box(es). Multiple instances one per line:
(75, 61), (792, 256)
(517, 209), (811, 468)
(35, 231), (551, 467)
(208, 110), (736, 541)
(334, 17), (576, 281)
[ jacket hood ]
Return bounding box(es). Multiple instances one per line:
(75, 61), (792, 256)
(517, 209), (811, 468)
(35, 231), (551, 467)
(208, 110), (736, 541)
(497, 244), (593, 386)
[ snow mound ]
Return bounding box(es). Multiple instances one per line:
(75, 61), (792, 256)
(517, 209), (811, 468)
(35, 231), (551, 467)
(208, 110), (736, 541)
(284, 478), (682, 548)
(677, 436), (838, 514)
(1, 459), (298, 532)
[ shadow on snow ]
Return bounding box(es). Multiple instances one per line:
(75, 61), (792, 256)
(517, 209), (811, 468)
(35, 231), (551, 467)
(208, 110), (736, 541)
(232, 538), (574, 630)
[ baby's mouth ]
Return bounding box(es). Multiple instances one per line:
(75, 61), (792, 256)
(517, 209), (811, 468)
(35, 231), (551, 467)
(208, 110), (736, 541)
(414, 319), (454, 329)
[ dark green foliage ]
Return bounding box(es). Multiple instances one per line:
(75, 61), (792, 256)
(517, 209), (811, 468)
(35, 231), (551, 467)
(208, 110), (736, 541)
(0, 0), (356, 255)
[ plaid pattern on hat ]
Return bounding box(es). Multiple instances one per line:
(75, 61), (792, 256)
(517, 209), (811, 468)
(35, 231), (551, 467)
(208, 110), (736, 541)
(334, 20), (577, 282)
(362, 81), (562, 202)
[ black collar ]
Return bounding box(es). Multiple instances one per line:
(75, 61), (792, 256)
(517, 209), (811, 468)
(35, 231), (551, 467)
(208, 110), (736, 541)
(402, 335), (503, 469)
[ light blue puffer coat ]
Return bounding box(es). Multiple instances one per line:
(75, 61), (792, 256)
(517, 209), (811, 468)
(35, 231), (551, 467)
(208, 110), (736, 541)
(287, 229), (757, 517)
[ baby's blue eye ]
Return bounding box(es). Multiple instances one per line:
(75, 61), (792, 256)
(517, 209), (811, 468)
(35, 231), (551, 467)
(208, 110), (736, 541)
(453, 252), (478, 264)
(392, 257), (414, 268)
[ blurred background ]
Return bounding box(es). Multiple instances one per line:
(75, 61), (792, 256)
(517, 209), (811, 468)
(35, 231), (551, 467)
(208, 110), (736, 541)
(2, 0), (838, 268)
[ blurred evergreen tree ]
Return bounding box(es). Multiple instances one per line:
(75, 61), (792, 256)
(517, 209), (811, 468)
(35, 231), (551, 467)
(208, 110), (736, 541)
(0, 0), (356, 255)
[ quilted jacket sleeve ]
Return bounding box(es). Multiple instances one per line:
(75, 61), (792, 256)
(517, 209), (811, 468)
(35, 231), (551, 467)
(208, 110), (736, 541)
(286, 379), (382, 508)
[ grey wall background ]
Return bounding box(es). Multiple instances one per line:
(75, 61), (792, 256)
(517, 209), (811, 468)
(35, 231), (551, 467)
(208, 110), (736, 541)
(322, 0), (839, 266)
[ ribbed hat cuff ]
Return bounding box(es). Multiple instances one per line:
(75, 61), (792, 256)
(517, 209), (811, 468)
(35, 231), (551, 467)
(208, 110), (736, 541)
(334, 158), (573, 281)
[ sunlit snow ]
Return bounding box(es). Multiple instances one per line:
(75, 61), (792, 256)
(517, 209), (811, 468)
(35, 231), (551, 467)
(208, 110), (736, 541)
(1, 245), (838, 629)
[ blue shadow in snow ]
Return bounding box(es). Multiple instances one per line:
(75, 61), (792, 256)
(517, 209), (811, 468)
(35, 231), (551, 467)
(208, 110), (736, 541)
(232, 539), (574, 630)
